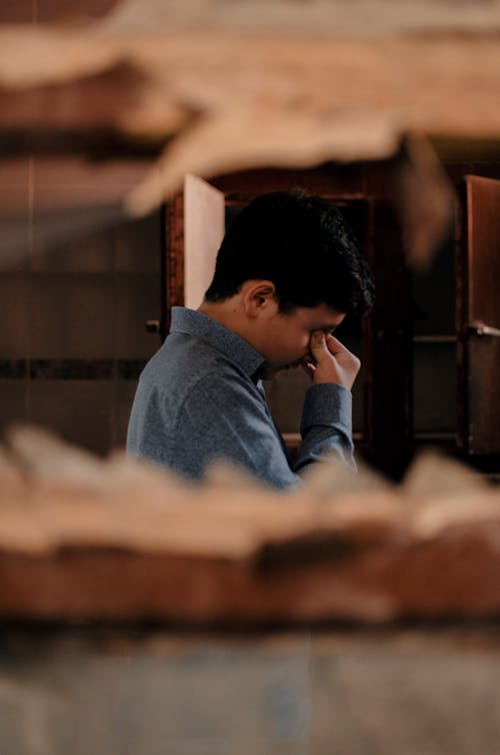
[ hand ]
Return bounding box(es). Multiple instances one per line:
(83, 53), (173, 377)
(301, 331), (361, 390)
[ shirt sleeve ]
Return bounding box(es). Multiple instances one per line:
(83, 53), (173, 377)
(173, 371), (355, 489)
(294, 382), (356, 473)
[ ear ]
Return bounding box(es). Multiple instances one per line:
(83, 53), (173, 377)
(241, 280), (277, 318)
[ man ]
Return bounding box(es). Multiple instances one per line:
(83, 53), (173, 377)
(127, 190), (374, 489)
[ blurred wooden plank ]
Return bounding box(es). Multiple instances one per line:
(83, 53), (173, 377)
(464, 175), (500, 455)
(101, 0), (500, 36)
(0, 28), (500, 169)
(0, 0), (120, 25)
(0, 461), (499, 624)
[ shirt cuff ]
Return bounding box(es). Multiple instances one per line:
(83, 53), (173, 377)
(300, 382), (352, 437)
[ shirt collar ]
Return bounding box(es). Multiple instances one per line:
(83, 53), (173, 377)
(169, 307), (266, 382)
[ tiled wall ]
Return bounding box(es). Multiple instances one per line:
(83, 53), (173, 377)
(0, 0), (163, 455)
(0, 175), (162, 453)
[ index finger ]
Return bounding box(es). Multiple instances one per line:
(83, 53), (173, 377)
(325, 333), (349, 354)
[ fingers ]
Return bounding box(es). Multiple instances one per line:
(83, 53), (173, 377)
(325, 333), (350, 355)
(310, 331), (347, 362)
(300, 358), (316, 379)
(308, 330), (361, 389)
(309, 330), (329, 360)
(324, 334), (360, 369)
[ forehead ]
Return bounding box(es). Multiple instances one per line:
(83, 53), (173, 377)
(293, 304), (345, 329)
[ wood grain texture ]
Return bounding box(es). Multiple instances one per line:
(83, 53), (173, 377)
(465, 175), (500, 454)
(0, 428), (499, 623)
(1, 20), (500, 205)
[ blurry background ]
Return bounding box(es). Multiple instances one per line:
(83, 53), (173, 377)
(1, 0), (500, 480)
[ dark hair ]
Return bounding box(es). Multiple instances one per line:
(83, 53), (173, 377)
(205, 190), (374, 315)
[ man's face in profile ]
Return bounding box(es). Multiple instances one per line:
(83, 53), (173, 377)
(256, 302), (345, 375)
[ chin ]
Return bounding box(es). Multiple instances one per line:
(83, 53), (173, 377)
(278, 360), (302, 374)
(264, 359), (300, 378)
(263, 365), (285, 378)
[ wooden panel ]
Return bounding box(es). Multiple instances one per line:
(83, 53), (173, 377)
(465, 175), (500, 455)
(37, 0), (120, 24)
(366, 199), (413, 479)
(212, 165), (366, 199)
(164, 191), (185, 333)
(184, 174), (225, 310)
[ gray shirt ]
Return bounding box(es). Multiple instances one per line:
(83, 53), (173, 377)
(127, 307), (355, 489)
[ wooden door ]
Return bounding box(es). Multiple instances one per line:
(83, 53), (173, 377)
(461, 175), (500, 455)
(183, 174), (225, 309)
(164, 174), (225, 326)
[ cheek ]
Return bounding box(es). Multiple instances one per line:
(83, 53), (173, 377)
(292, 332), (311, 354)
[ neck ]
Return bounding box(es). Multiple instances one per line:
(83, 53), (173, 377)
(197, 298), (246, 337)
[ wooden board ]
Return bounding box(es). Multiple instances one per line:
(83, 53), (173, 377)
(183, 174), (225, 309)
(464, 175), (500, 455)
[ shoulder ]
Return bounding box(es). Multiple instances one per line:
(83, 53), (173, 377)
(177, 367), (265, 430)
(182, 367), (257, 405)
(140, 332), (224, 387)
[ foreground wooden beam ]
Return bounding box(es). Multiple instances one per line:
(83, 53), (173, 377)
(0, 428), (499, 625)
(3, 15), (499, 261)
(1, 23), (500, 202)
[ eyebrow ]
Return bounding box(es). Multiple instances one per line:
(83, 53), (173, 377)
(310, 324), (338, 333)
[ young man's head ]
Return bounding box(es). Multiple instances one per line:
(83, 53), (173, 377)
(205, 190), (374, 316)
(201, 190), (374, 370)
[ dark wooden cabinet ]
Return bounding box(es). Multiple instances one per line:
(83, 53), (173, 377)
(459, 175), (500, 457)
(162, 163), (500, 480)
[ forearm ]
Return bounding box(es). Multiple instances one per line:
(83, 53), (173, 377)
(293, 383), (355, 472)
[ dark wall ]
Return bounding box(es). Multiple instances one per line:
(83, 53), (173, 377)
(0, 208), (162, 454)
